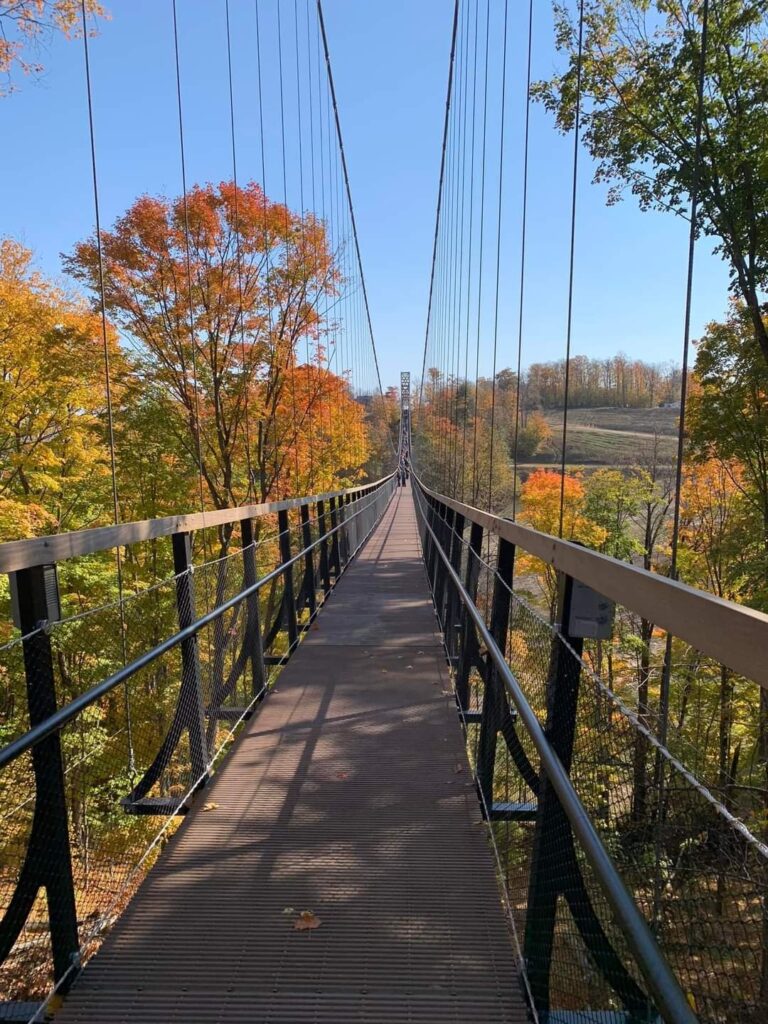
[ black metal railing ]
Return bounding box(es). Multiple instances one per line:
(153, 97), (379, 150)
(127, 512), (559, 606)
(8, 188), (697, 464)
(0, 476), (395, 1015)
(412, 476), (768, 1024)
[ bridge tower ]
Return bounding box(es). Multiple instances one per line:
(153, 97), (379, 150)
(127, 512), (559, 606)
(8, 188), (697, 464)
(399, 372), (411, 481)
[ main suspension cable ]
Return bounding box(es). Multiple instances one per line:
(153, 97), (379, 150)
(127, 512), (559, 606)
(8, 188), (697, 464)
(317, 0), (388, 419)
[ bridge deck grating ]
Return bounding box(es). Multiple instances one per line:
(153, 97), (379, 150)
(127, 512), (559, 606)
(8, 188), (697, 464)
(56, 485), (529, 1023)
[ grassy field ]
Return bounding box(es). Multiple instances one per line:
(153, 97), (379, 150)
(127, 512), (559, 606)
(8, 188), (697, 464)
(531, 406), (679, 466)
(542, 406), (679, 435)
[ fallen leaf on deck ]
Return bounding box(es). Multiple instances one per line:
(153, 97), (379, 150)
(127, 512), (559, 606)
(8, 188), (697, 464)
(454, 764), (464, 774)
(282, 906), (296, 916)
(203, 802), (219, 812)
(294, 910), (322, 931)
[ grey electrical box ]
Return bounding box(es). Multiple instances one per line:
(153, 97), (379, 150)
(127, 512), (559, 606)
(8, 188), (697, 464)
(566, 578), (614, 640)
(9, 563), (61, 630)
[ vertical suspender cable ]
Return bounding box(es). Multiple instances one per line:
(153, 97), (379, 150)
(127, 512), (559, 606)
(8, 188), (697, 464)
(172, 0), (214, 680)
(172, 0), (208, 521)
(452, 4), (470, 496)
(80, 0), (135, 778)
(443, 55), (459, 492)
(225, 0), (254, 503)
(294, 0), (314, 491)
(460, 0), (480, 504)
(419, 0), (460, 419)
(486, 0), (509, 515)
(276, 1), (302, 490)
(254, 0), (278, 499)
(659, 0), (711, 746)
(305, 0), (319, 486)
(471, 0), (490, 504)
(652, 2), (711, 932)
(448, 1), (466, 491)
(557, 0), (584, 539)
(511, 0), (534, 521)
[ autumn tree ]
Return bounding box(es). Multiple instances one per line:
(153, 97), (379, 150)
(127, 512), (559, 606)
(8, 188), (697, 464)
(414, 370), (515, 511)
(364, 388), (399, 481)
(679, 460), (753, 808)
(0, 0), (105, 94)
(688, 305), (768, 599)
(686, 306), (768, 905)
(66, 181), (363, 526)
(534, 0), (768, 369)
(0, 237), (152, 783)
(0, 237), (126, 537)
(584, 467), (653, 560)
(518, 469), (606, 611)
(515, 410), (552, 460)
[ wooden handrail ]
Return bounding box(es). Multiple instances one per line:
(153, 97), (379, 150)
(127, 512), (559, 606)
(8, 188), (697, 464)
(0, 475), (394, 574)
(417, 478), (768, 689)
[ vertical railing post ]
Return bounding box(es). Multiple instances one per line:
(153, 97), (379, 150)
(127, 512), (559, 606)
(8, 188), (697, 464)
(430, 501), (443, 599)
(277, 508), (299, 648)
(299, 503), (317, 618)
(339, 493), (351, 566)
(316, 499), (332, 594)
(455, 520), (484, 711)
(240, 519), (266, 700)
(172, 532), (209, 782)
(476, 536), (515, 810)
(348, 490), (360, 553)
(424, 496), (437, 582)
(433, 505), (453, 626)
(328, 496), (342, 578)
(524, 572), (584, 1013)
(445, 512), (465, 659)
(8, 563), (79, 987)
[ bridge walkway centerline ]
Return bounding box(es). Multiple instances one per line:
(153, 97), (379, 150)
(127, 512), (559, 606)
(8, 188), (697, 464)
(56, 483), (528, 1023)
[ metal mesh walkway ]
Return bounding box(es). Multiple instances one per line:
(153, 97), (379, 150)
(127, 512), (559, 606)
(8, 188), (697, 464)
(56, 485), (528, 1023)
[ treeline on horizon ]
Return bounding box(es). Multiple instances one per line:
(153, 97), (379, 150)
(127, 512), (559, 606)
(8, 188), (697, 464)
(421, 354), (682, 418)
(522, 353), (682, 409)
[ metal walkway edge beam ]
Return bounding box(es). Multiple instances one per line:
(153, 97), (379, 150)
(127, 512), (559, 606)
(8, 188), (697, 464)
(0, 476), (394, 574)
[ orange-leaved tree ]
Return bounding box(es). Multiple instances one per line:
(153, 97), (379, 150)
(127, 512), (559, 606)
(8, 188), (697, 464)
(518, 469), (606, 612)
(269, 362), (370, 498)
(65, 181), (362, 524)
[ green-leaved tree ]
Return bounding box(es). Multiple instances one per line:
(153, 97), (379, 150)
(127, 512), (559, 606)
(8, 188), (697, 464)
(534, 0), (768, 366)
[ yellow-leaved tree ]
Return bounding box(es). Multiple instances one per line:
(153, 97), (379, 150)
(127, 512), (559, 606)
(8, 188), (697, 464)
(0, 238), (127, 539)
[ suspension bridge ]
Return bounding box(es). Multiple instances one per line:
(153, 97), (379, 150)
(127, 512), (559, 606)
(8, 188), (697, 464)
(1, 1), (767, 1023)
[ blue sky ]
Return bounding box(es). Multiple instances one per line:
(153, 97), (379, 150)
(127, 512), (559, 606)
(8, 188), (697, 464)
(0, 0), (731, 391)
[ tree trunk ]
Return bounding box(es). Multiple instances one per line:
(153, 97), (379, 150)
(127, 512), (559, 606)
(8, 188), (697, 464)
(631, 618), (653, 824)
